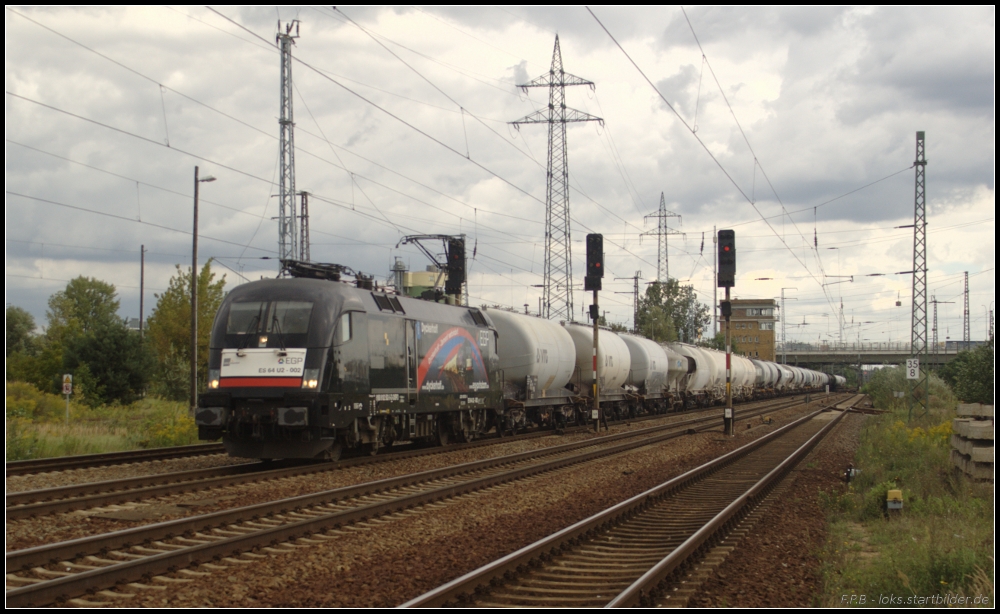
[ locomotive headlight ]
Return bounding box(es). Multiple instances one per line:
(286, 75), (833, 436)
(208, 369), (220, 389)
(301, 368), (320, 389)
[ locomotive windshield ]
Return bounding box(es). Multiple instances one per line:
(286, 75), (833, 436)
(227, 301), (313, 335)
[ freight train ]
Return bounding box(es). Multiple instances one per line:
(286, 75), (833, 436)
(195, 270), (845, 460)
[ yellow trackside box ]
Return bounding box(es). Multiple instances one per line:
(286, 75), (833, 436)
(887, 489), (903, 510)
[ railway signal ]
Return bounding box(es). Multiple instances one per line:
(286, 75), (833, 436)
(717, 229), (735, 288)
(585, 233), (603, 292)
(585, 233), (605, 431)
(445, 237), (466, 297)
(717, 229), (736, 436)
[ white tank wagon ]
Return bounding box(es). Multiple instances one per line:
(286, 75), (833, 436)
(562, 322), (632, 393)
(702, 347), (729, 401)
(663, 345), (689, 398)
(670, 344), (717, 406)
(776, 364), (795, 390)
(789, 366), (806, 389)
(751, 359), (782, 398)
(485, 309), (576, 400)
(619, 334), (670, 393)
(560, 322), (633, 422)
(731, 354), (756, 400)
(618, 334), (680, 414)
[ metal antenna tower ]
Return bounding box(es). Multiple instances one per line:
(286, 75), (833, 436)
(510, 35), (602, 322)
(643, 192), (682, 281)
(963, 271), (970, 350)
(277, 20), (300, 265)
(909, 131), (929, 420)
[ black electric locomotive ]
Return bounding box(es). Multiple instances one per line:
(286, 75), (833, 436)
(196, 275), (501, 460)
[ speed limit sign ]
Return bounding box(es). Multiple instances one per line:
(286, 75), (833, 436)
(905, 358), (920, 380)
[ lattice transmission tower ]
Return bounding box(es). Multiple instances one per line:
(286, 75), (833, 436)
(510, 35), (602, 322)
(277, 20), (300, 265)
(908, 131), (929, 420)
(642, 192), (682, 282)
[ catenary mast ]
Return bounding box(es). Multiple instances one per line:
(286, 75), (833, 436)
(277, 20), (300, 265)
(908, 131), (929, 419)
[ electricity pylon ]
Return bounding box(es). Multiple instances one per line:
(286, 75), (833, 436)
(510, 35), (602, 322)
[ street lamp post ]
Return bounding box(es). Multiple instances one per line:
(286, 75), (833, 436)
(192, 167), (216, 415)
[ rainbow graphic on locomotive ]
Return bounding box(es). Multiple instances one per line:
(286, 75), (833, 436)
(417, 325), (490, 393)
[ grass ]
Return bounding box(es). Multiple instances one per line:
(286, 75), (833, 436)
(817, 367), (994, 606)
(6, 381), (199, 461)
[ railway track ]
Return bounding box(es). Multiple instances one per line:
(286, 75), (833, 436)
(5, 395), (818, 520)
(4, 393), (849, 607)
(402, 395), (862, 607)
(5, 444), (226, 478)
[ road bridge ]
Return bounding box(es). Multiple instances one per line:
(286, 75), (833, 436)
(777, 342), (968, 368)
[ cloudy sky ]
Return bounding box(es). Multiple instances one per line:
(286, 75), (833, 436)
(5, 6), (995, 346)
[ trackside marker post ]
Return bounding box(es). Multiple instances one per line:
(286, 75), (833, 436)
(62, 373), (72, 423)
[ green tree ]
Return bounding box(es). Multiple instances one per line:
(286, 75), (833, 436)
(597, 315), (629, 333)
(63, 319), (153, 406)
(635, 280), (711, 343)
(5, 305), (52, 388)
(146, 262), (226, 401)
(6, 306), (38, 356)
(45, 276), (121, 346)
(700, 331), (739, 355)
(952, 343), (993, 405)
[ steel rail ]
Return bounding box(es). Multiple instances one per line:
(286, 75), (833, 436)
(5, 443), (225, 477)
(4, 388), (826, 479)
(400, 405), (841, 608)
(5, 395), (840, 607)
(6, 395), (817, 519)
(608, 408), (847, 606)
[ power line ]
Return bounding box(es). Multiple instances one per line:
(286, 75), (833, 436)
(7, 8), (556, 247)
(588, 7), (868, 317)
(6, 191), (278, 253)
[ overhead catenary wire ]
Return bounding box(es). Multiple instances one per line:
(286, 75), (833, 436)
(8, 8), (989, 331)
(587, 6), (896, 319)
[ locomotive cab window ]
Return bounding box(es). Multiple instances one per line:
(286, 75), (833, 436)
(338, 312), (353, 343)
(223, 300), (314, 347)
(228, 301), (266, 335)
(268, 301), (313, 334)
(227, 301), (313, 335)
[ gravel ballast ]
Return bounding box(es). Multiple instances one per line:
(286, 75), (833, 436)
(62, 402), (829, 607)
